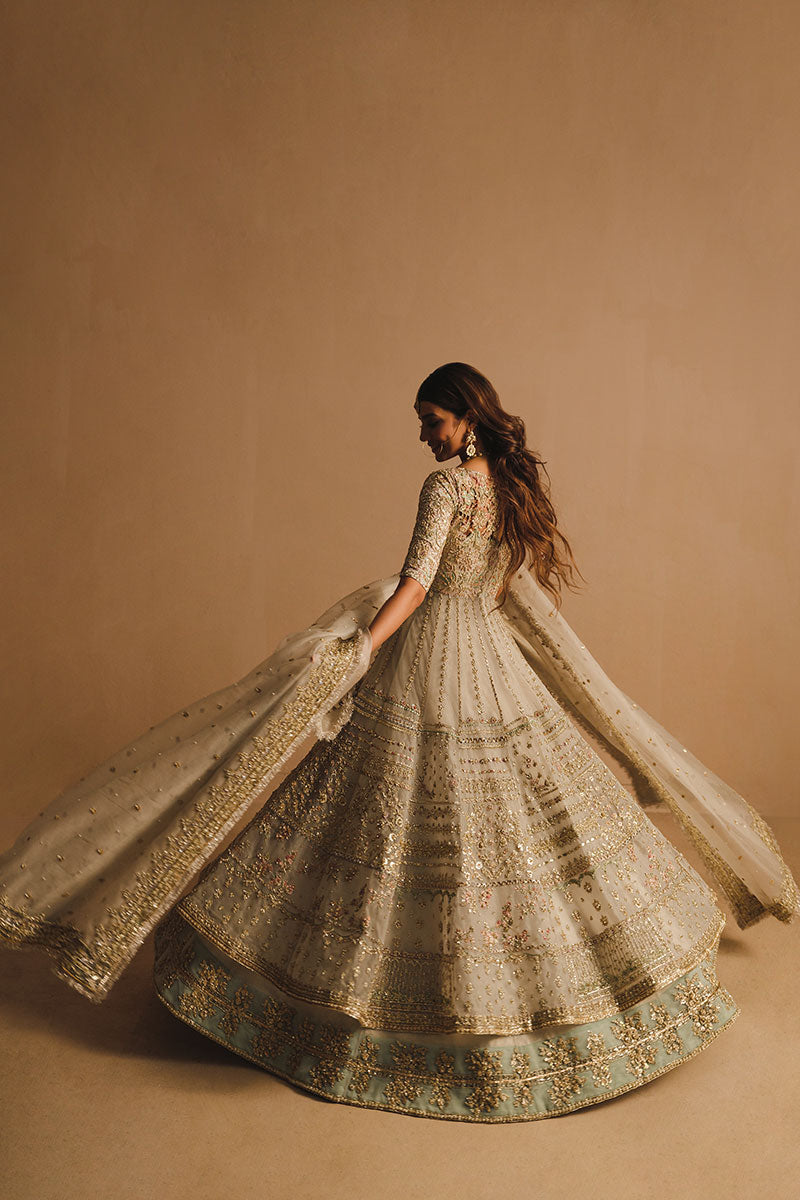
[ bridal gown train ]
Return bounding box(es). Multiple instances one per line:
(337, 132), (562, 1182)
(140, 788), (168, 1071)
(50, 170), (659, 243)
(1, 464), (797, 1121)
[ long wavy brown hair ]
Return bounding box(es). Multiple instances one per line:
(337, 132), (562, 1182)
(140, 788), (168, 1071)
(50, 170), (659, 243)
(415, 362), (586, 611)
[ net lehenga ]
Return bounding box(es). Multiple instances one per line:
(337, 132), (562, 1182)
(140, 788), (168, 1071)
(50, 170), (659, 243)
(1, 464), (797, 1121)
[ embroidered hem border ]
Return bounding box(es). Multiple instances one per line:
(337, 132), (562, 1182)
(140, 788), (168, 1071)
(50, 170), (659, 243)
(153, 911), (740, 1123)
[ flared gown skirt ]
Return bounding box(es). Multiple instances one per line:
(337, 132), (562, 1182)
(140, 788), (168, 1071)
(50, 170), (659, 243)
(153, 587), (739, 1121)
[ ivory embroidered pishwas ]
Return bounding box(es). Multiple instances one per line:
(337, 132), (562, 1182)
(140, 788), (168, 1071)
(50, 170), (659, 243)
(149, 465), (754, 1120)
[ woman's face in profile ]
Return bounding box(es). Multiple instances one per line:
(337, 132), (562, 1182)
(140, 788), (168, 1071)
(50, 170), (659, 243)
(417, 401), (467, 463)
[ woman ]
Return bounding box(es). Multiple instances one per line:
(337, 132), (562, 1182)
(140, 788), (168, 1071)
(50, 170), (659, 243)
(1, 363), (797, 1122)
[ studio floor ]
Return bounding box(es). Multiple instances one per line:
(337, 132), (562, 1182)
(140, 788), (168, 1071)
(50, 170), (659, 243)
(2, 811), (799, 1200)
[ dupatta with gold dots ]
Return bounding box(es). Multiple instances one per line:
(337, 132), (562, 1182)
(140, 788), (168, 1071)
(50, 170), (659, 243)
(0, 567), (796, 1004)
(0, 586), (379, 1003)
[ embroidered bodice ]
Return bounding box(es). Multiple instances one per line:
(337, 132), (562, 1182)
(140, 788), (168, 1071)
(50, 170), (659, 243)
(399, 467), (512, 596)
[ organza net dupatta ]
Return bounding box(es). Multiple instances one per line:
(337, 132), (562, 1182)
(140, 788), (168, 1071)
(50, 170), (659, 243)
(0, 578), (396, 1003)
(499, 567), (800, 931)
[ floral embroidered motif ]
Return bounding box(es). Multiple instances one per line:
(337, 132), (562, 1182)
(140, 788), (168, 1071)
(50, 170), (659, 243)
(348, 1037), (380, 1098)
(218, 984), (253, 1037)
(674, 975), (720, 1038)
(251, 991), (297, 1061)
(250, 1025), (283, 1062)
(510, 1048), (534, 1109)
(585, 1032), (613, 1087)
(429, 1050), (456, 1110)
(196, 958), (230, 994)
(177, 986), (217, 1022)
(537, 1036), (585, 1107)
(288, 1018), (315, 1073)
(308, 1023), (351, 1089)
(263, 993), (295, 1034)
(464, 1049), (507, 1116)
(610, 1012), (658, 1078)
(649, 1003), (684, 1056)
(177, 957), (229, 1020)
(383, 1041), (428, 1107)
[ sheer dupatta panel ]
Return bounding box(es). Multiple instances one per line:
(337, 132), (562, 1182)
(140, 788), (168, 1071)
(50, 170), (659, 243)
(0, 578), (396, 1003)
(499, 567), (799, 930)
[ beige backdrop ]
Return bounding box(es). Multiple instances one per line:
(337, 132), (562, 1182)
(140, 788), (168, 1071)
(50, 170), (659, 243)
(2, 7), (800, 1200)
(1, 0), (798, 842)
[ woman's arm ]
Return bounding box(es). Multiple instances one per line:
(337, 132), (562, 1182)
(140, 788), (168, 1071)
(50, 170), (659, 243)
(367, 469), (458, 653)
(367, 577), (426, 652)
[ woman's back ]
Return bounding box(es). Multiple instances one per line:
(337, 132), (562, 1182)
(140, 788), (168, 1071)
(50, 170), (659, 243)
(399, 466), (512, 599)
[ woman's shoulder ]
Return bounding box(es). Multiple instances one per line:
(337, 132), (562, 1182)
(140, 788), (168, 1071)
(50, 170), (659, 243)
(414, 467), (461, 509)
(420, 466), (459, 490)
(417, 464), (496, 500)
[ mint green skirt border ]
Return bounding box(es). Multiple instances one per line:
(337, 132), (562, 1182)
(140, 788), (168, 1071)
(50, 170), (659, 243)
(153, 910), (739, 1122)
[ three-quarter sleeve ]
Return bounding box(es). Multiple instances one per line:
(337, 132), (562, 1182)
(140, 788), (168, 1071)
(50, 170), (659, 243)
(399, 469), (458, 591)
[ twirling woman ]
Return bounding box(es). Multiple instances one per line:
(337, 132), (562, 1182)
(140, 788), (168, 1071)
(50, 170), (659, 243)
(1, 362), (796, 1121)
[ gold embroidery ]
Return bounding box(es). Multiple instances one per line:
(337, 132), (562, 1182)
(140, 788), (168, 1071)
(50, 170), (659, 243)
(585, 1032), (613, 1087)
(510, 1048), (533, 1109)
(218, 985), (253, 1037)
(464, 1049), (507, 1116)
(384, 1042), (428, 1107)
(649, 1002), (684, 1056)
(175, 674), (729, 1033)
(673, 977), (720, 1038)
(348, 1037), (380, 1098)
(430, 1050), (456, 1110)
(0, 634), (368, 1002)
(609, 1012), (658, 1078)
(400, 468), (511, 596)
(537, 1037), (585, 1107)
(399, 470), (459, 592)
(154, 914), (740, 1122)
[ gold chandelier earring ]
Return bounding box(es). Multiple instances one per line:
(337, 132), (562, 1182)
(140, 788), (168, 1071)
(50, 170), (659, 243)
(465, 428), (477, 458)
